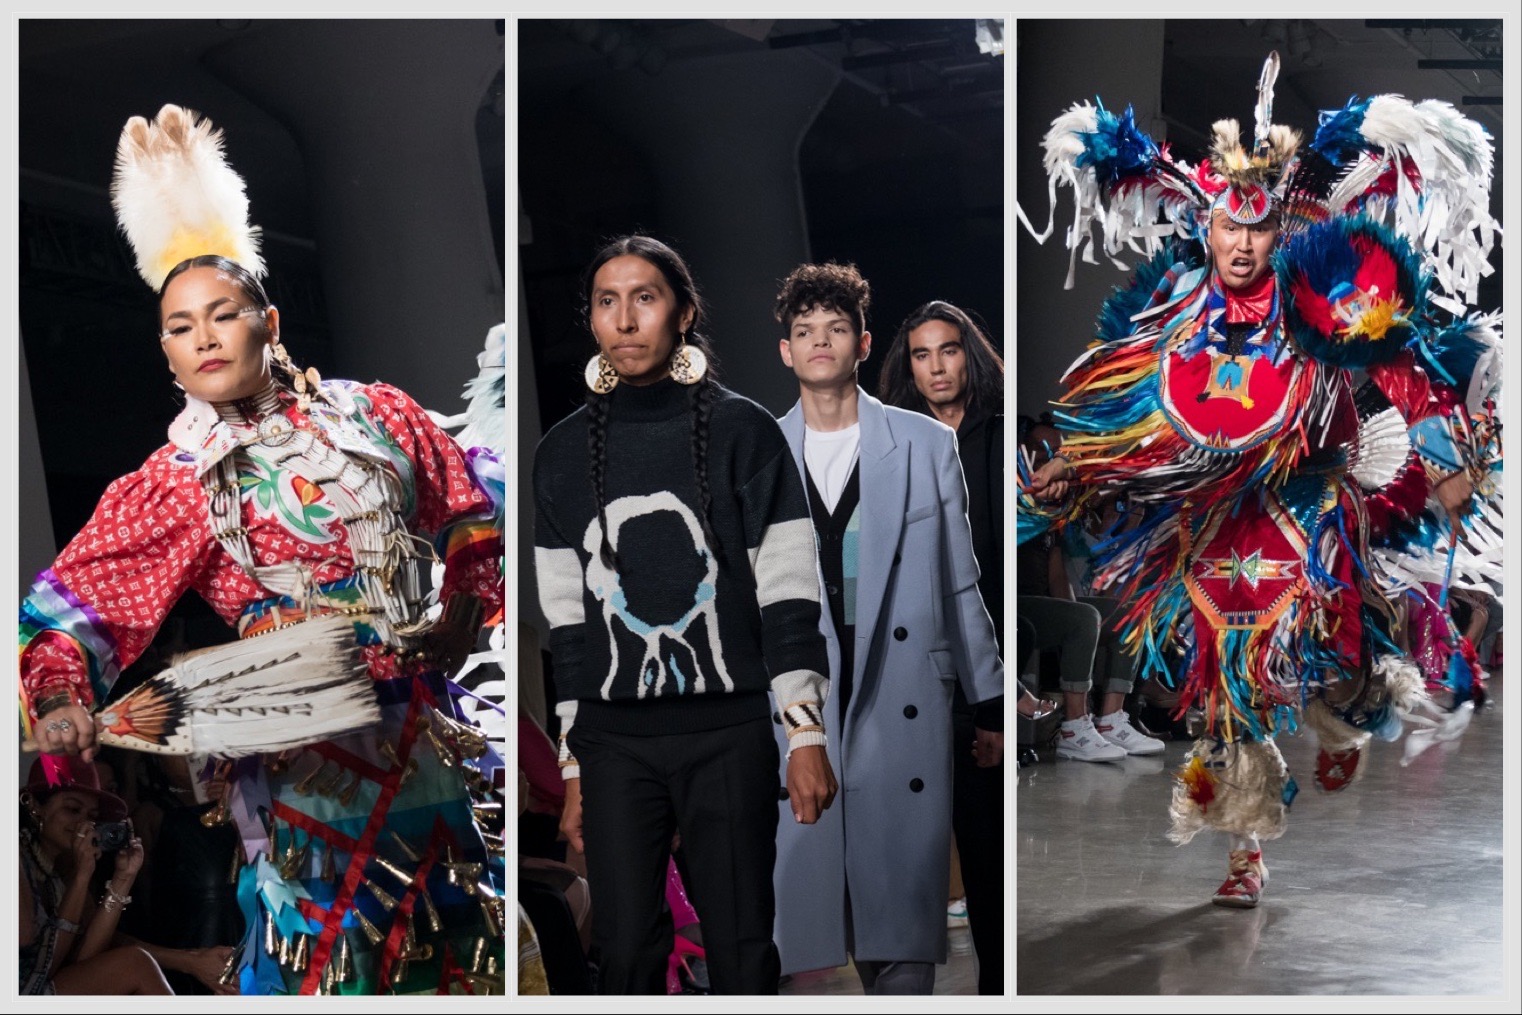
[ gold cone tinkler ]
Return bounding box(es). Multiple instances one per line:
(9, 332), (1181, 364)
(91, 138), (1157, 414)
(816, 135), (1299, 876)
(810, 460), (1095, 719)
(353, 907), (386, 947)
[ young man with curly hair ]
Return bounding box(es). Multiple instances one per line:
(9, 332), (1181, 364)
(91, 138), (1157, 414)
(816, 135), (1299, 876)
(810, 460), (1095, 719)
(767, 261), (1003, 994)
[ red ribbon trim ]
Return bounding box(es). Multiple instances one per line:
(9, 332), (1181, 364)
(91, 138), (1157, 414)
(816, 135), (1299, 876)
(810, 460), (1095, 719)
(296, 680), (435, 994)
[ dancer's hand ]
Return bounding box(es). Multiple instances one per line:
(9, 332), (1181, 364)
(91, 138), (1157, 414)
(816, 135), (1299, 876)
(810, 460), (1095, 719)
(1027, 457), (1071, 502)
(34, 704), (99, 762)
(1434, 469), (1475, 533)
(972, 728), (1004, 768)
(785, 745), (837, 824)
(559, 777), (585, 854)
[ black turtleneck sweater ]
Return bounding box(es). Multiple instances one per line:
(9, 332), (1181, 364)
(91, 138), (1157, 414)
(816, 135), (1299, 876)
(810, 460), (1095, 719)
(533, 378), (829, 777)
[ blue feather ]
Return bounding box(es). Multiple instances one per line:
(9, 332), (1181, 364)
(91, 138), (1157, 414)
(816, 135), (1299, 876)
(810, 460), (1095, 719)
(1311, 96), (1372, 166)
(1075, 101), (1161, 184)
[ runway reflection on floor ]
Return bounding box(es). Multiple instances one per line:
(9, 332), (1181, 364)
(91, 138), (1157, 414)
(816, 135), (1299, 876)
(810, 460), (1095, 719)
(1017, 682), (1505, 995)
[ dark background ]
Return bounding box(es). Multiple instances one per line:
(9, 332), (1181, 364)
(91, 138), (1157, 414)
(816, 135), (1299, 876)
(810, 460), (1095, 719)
(517, 18), (1007, 633)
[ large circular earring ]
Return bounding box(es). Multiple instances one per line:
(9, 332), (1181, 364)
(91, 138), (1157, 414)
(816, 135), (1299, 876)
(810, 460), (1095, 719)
(669, 334), (708, 385)
(585, 352), (619, 394)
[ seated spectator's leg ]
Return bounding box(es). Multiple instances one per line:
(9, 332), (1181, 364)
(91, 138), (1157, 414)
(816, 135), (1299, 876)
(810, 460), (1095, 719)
(1017, 596), (1101, 719)
(52, 946), (173, 995)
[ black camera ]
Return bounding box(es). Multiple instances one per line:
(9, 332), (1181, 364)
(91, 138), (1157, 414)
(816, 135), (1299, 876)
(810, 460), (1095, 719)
(95, 820), (131, 853)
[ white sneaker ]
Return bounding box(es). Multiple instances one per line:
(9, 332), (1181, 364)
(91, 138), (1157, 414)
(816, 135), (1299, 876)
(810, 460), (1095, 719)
(1056, 716), (1126, 762)
(1094, 710), (1166, 756)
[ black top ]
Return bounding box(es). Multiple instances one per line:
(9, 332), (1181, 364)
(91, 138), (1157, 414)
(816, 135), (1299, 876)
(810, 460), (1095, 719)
(956, 411), (1005, 731)
(533, 378), (829, 740)
(805, 461), (861, 714)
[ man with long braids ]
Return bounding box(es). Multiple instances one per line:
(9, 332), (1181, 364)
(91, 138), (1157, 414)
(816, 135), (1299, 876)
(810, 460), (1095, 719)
(532, 236), (837, 994)
(769, 262), (1003, 994)
(1021, 53), (1500, 907)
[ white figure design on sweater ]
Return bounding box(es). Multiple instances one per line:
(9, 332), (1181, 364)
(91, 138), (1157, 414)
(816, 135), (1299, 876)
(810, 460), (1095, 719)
(583, 492), (735, 700)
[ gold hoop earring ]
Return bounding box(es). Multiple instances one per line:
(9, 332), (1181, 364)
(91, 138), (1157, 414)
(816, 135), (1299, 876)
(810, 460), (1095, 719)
(584, 352), (619, 394)
(669, 334), (707, 385)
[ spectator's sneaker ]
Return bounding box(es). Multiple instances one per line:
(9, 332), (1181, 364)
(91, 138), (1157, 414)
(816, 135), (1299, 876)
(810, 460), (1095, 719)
(1056, 717), (1126, 762)
(1095, 711), (1166, 755)
(1212, 849), (1266, 908)
(947, 897), (969, 928)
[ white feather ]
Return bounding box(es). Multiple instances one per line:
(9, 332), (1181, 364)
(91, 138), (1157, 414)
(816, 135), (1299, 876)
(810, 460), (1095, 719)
(97, 617), (377, 757)
(111, 104), (264, 290)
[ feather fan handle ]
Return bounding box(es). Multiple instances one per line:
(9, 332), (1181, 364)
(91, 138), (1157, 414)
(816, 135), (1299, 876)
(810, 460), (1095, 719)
(111, 104), (264, 290)
(94, 617), (377, 757)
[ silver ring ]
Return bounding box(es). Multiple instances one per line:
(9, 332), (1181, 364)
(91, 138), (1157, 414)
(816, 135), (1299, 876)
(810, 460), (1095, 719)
(45, 719), (74, 733)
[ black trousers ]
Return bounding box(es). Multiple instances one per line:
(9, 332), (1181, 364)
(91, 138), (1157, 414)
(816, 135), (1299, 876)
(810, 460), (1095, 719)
(952, 709), (1005, 995)
(569, 717), (781, 995)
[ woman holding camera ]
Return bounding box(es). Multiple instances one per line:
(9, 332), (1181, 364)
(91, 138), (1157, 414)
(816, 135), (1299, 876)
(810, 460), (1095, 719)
(19, 756), (237, 995)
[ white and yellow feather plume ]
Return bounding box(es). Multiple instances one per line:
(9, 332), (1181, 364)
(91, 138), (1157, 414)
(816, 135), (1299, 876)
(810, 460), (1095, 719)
(111, 104), (264, 290)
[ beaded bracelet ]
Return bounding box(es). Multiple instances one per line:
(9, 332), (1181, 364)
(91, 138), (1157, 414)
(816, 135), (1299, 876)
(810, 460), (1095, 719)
(100, 886), (132, 914)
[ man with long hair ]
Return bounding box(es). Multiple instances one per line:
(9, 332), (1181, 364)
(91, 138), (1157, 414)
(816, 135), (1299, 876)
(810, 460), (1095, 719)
(877, 301), (1007, 994)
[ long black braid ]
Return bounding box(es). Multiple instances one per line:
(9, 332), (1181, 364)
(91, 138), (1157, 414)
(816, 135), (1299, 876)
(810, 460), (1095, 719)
(586, 387), (618, 568)
(687, 373), (721, 562)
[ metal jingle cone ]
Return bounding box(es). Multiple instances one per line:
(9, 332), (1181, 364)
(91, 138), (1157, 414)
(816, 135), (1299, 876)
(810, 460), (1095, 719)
(478, 890), (502, 938)
(200, 792), (232, 828)
(294, 760), (330, 795)
(279, 837), (311, 881)
(399, 758), (420, 787)
(389, 830), (422, 863)
(278, 934), (292, 968)
(418, 886), (444, 934)
(317, 766), (347, 797)
(364, 878), (400, 912)
(218, 946), (242, 985)
(339, 772), (365, 806)
(263, 911), (278, 957)
(391, 958), (409, 990)
(319, 961), (335, 995)
(470, 937), (488, 974)
(372, 854), (415, 886)
(353, 907), (386, 946)
(228, 843), (244, 885)
(321, 844), (337, 882)
(424, 724), (457, 767)
(336, 934), (354, 983)
(292, 933), (310, 973)
(470, 800), (502, 823)
(378, 740), (402, 768)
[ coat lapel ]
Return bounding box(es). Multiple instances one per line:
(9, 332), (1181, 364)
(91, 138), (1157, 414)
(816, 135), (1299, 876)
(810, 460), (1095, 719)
(852, 392), (908, 681)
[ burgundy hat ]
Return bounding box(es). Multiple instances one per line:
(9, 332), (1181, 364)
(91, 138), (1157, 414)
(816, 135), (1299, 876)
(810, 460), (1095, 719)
(22, 755), (129, 823)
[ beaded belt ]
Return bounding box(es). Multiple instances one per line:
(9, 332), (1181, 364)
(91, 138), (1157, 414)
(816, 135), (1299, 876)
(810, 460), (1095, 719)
(238, 576), (383, 644)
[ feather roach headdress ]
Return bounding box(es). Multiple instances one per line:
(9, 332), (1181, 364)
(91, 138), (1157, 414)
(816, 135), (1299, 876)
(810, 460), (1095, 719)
(1020, 52), (1499, 307)
(111, 104), (265, 291)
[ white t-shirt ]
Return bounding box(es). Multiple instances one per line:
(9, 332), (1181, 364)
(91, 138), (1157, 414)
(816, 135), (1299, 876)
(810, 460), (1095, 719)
(803, 423), (861, 514)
